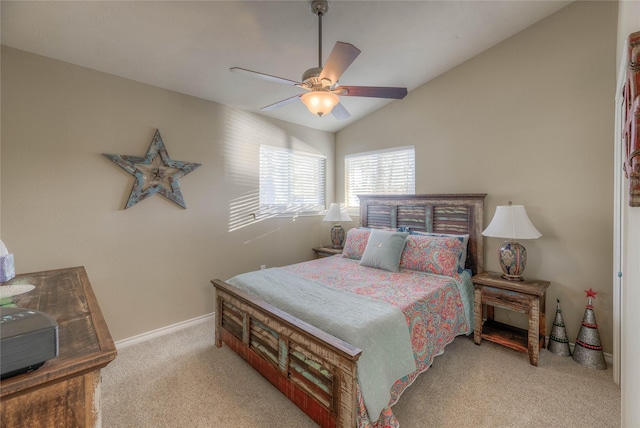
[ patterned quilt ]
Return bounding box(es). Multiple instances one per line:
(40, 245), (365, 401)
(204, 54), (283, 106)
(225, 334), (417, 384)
(282, 255), (473, 427)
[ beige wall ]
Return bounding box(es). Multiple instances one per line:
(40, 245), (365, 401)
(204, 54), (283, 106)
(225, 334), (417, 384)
(616, 1), (640, 425)
(0, 46), (342, 340)
(337, 1), (618, 353)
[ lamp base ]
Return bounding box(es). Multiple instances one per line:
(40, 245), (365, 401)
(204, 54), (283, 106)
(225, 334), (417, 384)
(330, 225), (345, 249)
(501, 273), (525, 282)
(498, 241), (527, 281)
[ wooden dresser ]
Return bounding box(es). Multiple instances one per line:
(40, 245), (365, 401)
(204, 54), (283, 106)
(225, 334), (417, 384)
(0, 266), (116, 427)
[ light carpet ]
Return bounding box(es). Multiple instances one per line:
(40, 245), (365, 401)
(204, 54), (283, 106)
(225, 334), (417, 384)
(101, 318), (620, 427)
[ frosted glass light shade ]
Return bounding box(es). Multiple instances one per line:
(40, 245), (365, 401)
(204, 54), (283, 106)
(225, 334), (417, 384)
(301, 91), (339, 117)
(482, 205), (541, 240)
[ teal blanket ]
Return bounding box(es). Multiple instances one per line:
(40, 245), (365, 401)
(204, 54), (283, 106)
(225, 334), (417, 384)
(227, 268), (417, 421)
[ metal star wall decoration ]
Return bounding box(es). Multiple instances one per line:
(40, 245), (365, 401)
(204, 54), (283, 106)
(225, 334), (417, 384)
(103, 130), (201, 209)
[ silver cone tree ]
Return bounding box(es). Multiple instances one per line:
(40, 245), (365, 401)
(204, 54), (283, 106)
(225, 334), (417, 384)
(548, 299), (571, 357)
(572, 288), (607, 370)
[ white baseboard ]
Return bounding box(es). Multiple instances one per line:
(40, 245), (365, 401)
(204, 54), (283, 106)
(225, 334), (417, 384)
(115, 312), (215, 349)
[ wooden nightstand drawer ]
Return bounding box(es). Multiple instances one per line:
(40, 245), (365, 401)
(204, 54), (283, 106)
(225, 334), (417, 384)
(482, 286), (530, 313)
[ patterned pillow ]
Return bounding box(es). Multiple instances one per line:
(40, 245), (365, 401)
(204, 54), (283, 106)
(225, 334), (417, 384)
(360, 230), (409, 272)
(341, 228), (371, 260)
(410, 232), (469, 273)
(399, 234), (466, 276)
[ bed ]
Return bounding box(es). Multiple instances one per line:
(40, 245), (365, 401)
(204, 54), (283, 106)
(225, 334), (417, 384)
(211, 193), (486, 427)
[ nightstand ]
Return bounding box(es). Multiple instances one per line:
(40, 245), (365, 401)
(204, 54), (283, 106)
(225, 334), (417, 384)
(312, 246), (343, 258)
(472, 271), (550, 366)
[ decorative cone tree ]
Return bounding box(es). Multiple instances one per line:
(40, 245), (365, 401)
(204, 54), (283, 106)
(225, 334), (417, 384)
(547, 299), (571, 357)
(572, 288), (607, 370)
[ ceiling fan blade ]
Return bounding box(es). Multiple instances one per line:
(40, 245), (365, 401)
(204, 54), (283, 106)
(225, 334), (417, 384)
(331, 102), (351, 120)
(319, 42), (361, 84)
(230, 67), (301, 86)
(261, 94), (302, 111)
(337, 86), (408, 99)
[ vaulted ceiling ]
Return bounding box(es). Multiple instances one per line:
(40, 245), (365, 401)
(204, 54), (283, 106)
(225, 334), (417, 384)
(1, 1), (571, 133)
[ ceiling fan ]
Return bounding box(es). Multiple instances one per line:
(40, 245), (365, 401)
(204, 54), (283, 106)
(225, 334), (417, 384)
(230, 0), (408, 120)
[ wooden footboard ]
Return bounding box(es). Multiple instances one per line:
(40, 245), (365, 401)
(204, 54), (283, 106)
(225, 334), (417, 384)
(211, 279), (362, 428)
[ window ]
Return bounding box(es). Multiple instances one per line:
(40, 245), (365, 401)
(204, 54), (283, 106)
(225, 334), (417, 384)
(259, 145), (326, 215)
(345, 146), (415, 207)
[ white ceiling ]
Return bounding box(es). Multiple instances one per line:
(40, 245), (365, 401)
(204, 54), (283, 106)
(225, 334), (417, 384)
(1, 0), (571, 133)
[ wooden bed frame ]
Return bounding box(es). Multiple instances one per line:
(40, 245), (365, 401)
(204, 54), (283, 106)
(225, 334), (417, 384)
(211, 194), (486, 427)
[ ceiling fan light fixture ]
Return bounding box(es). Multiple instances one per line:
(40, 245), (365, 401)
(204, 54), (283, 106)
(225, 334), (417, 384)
(301, 91), (339, 117)
(230, 0), (406, 120)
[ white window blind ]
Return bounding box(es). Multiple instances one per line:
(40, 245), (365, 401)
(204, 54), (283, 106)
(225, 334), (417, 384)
(259, 145), (326, 215)
(345, 146), (415, 207)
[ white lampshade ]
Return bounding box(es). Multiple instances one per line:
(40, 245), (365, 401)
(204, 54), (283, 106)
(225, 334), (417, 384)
(482, 204), (541, 240)
(301, 91), (339, 117)
(323, 203), (352, 222)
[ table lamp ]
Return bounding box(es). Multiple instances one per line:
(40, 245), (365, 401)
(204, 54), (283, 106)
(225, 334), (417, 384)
(482, 202), (541, 281)
(323, 203), (352, 248)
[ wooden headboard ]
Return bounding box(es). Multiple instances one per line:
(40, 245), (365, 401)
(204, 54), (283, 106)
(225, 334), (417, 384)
(358, 194), (487, 275)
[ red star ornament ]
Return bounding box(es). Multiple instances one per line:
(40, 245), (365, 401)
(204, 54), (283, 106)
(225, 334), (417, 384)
(585, 288), (598, 299)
